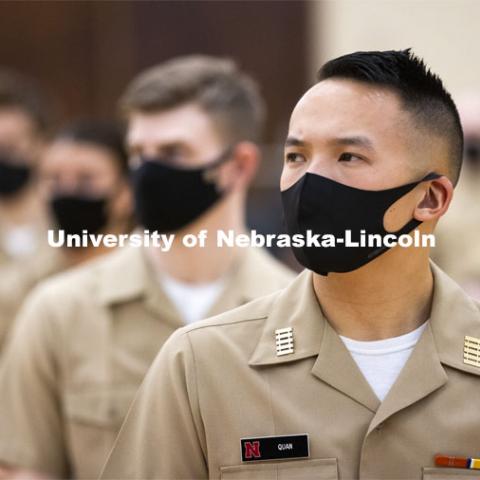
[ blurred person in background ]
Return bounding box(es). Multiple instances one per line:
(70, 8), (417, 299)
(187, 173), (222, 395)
(40, 120), (134, 266)
(432, 92), (480, 298)
(0, 55), (295, 480)
(0, 69), (56, 350)
(0, 119), (133, 352)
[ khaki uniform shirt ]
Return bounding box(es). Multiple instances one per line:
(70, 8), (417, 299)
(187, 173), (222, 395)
(0, 220), (63, 350)
(103, 263), (480, 480)
(0, 245), (294, 479)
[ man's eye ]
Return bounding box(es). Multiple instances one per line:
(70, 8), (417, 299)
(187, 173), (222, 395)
(285, 152), (305, 163)
(338, 152), (362, 162)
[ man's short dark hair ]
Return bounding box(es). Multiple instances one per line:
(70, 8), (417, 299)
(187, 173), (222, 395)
(120, 55), (266, 144)
(0, 68), (50, 135)
(56, 120), (129, 175)
(317, 49), (464, 185)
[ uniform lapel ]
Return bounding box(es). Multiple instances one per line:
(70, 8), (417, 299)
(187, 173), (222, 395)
(311, 321), (381, 413)
(366, 324), (447, 434)
(141, 249), (186, 328)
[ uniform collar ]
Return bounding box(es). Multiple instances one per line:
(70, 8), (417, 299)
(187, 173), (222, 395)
(429, 261), (480, 375)
(249, 269), (325, 366)
(96, 246), (184, 327)
(213, 247), (291, 307)
(97, 246), (149, 305)
(249, 261), (480, 378)
(96, 245), (288, 322)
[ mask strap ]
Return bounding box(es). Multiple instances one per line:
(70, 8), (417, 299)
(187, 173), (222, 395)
(203, 145), (236, 171)
(367, 216), (423, 262)
(388, 171), (441, 237)
(421, 172), (442, 182)
(139, 145), (235, 172)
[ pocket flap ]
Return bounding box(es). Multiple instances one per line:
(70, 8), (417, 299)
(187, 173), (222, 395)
(423, 467), (480, 479)
(220, 458), (338, 479)
(63, 387), (138, 427)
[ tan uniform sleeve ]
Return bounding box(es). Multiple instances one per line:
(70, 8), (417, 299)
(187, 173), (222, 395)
(101, 328), (208, 480)
(0, 285), (69, 477)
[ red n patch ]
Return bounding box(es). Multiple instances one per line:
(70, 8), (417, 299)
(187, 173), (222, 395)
(244, 441), (261, 459)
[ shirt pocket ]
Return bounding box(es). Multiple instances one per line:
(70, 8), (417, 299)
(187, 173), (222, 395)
(63, 388), (137, 479)
(423, 467), (480, 479)
(219, 458), (338, 479)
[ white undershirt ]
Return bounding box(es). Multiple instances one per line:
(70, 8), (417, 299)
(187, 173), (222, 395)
(340, 322), (428, 402)
(158, 273), (226, 325)
(2, 225), (39, 258)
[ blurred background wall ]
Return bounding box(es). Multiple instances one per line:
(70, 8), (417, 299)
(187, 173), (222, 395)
(310, 0), (480, 97)
(0, 1), (310, 134)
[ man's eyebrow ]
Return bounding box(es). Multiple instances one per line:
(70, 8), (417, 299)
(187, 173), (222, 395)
(333, 136), (375, 150)
(285, 135), (375, 150)
(285, 137), (306, 147)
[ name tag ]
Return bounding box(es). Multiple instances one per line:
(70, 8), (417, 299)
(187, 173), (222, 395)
(240, 434), (309, 462)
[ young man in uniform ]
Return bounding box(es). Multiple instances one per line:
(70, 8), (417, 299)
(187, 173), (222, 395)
(0, 56), (294, 479)
(102, 50), (480, 480)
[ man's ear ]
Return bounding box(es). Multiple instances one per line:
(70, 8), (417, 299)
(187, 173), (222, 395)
(218, 141), (260, 191)
(414, 176), (454, 222)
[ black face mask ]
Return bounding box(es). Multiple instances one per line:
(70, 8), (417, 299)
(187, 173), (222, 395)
(50, 194), (109, 237)
(0, 153), (31, 197)
(132, 147), (233, 233)
(281, 171), (440, 275)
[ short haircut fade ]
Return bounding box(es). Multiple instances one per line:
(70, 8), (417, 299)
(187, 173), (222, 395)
(120, 55), (266, 144)
(317, 49), (464, 185)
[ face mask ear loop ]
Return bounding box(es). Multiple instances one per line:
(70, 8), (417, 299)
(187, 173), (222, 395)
(422, 172), (442, 181)
(375, 173), (441, 254)
(387, 172), (442, 238)
(204, 144), (236, 171)
(138, 144), (236, 174)
(202, 144), (238, 194)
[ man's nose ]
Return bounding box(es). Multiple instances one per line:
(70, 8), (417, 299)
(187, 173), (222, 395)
(140, 145), (160, 159)
(306, 155), (336, 180)
(60, 175), (81, 192)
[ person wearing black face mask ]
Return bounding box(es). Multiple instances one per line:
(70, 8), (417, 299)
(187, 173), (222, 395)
(0, 70), (50, 252)
(40, 120), (134, 265)
(101, 50), (480, 480)
(0, 56), (294, 480)
(0, 69), (59, 352)
(0, 150), (32, 198)
(0, 119), (133, 353)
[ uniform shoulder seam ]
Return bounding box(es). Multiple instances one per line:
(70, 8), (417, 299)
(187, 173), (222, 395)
(179, 314), (268, 336)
